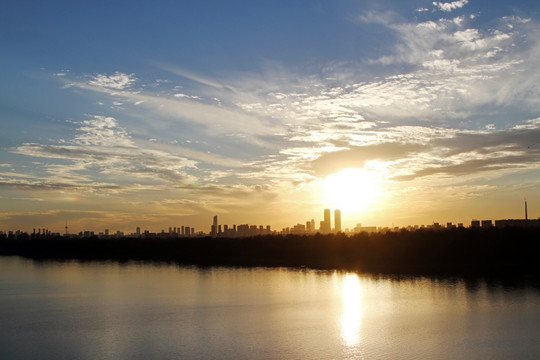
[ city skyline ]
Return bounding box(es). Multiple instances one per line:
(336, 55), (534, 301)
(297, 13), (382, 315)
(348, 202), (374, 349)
(2, 200), (538, 237)
(2, 1), (540, 232)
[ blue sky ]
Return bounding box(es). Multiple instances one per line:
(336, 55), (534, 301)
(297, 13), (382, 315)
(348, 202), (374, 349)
(1, 0), (540, 233)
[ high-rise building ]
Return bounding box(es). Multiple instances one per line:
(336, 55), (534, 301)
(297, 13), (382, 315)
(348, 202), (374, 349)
(323, 209), (331, 233)
(211, 215), (218, 236)
(334, 209), (342, 232)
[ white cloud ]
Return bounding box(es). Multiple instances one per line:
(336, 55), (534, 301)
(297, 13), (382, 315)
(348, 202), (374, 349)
(61, 73), (281, 146)
(73, 116), (134, 147)
(512, 117), (540, 130)
(44, 6), (540, 209)
(173, 93), (202, 100)
(433, 0), (469, 12)
(13, 115), (199, 190)
(88, 72), (136, 90)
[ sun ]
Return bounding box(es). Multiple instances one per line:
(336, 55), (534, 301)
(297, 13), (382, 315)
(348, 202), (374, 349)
(322, 168), (382, 213)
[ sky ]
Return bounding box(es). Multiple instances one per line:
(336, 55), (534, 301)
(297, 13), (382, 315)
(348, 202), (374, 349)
(1, 0), (540, 233)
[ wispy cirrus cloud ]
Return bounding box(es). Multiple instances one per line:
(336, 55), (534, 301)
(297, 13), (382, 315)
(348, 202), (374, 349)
(242, 118), (540, 188)
(210, 14), (540, 137)
(57, 6), (540, 180)
(47, 4), (540, 197)
(4, 113), (279, 221)
(131, 7), (540, 194)
(13, 116), (198, 190)
(0, 177), (124, 192)
(391, 122), (540, 181)
(60, 71), (281, 147)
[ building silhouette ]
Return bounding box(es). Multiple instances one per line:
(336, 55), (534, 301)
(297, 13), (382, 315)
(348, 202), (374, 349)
(211, 215), (218, 237)
(334, 209), (342, 232)
(481, 220), (493, 228)
(320, 209), (331, 233)
(495, 199), (540, 228)
(495, 219), (540, 228)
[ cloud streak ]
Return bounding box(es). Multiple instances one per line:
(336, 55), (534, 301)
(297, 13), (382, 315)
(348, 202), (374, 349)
(433, 0), (469, 12)
(61, 72), (282, 147)
(13, 116), (198, 189)
(88, 72), (136, 90)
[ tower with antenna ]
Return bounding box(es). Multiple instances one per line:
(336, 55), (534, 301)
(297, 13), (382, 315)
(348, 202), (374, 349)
(525, 198), (528, 220)
(65, 222), (69, 236)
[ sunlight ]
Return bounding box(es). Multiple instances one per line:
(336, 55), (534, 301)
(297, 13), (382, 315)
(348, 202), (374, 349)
(340, 273), (363, 347)
(323, 168), (382, 213)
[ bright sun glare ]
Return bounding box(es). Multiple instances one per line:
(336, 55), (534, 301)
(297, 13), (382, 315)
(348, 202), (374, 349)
(323, 168), (382, 213)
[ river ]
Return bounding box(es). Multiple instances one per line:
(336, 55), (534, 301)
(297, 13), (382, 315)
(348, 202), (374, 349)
(1, 256), (539, 359)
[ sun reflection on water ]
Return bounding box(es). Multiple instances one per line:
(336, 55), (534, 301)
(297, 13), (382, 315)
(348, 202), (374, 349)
(340, 273), (363, 347)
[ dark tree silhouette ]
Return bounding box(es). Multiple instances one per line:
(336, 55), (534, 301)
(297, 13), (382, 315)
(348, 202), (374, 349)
(1, 228), (539, 277)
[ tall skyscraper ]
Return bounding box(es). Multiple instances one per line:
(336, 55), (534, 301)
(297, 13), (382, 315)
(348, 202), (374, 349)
(334, 209), (342, 232)
(323, 209), (331, 233)
(211, 215), (218, 236)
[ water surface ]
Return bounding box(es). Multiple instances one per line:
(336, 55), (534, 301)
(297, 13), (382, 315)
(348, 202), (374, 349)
(1, 256), (539, 359)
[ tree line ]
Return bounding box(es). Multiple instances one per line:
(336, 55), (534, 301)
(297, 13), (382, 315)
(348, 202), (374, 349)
(1, 227), (539, 277)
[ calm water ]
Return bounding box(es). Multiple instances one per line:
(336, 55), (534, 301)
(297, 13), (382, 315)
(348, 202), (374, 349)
(1, 257), (540, 359)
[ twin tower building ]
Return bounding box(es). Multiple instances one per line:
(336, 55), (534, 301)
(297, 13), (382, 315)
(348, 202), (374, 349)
(210, 208), (342, 237)
(318, 209), (342, 233)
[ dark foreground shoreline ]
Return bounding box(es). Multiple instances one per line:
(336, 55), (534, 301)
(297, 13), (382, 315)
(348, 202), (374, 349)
(2, 228), (540, 278)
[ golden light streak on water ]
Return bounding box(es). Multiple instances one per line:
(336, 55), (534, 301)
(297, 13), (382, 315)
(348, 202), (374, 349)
(340, 273), (363, 347)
